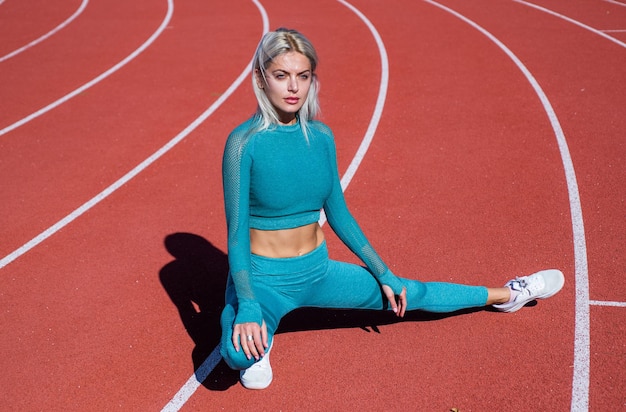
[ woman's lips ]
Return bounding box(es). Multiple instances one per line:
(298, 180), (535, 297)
(284, 97), (300, 104)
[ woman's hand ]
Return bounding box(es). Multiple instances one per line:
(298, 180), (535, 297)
(382, 284), (407, 317)
(232, 320), (268, 361)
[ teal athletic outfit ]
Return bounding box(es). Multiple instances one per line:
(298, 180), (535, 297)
(220, 117), (488, 370)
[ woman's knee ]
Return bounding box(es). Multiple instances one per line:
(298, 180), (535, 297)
(220, 304), (253, 370)
(219, 303), (275, 370)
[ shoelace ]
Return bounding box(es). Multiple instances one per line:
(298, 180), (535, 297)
(511, 276), (544, 296)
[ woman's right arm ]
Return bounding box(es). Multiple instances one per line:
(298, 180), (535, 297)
(222, 131), (267, 356)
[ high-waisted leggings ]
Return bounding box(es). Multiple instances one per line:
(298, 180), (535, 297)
(220, 241), (488, 370)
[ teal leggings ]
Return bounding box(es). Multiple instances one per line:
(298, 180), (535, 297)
(220, 241), (488, 370)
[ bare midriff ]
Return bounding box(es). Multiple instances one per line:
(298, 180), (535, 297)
(250, 222), (325, 258)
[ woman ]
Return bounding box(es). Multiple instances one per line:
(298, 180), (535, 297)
(220, 28), (564, 390)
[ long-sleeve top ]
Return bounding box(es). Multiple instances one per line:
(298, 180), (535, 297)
(222, 117), (404, 326)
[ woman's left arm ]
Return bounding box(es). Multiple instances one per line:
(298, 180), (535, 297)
(321, 130), (407, 315)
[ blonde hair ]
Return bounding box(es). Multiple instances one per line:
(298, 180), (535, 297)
(251, 28), (320, 134)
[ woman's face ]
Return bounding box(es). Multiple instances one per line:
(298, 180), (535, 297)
(257, 51), (312, 125)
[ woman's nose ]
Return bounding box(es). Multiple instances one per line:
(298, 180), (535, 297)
(288, 76), (298, 93)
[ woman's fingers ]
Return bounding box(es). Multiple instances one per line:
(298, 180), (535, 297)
(261, 321), (269, 349)
(245, 326), (262, 360)
(381, 284), (399, 314)
(382, 284), (407, 317)
(242, 330), (255, 359)
(233, 322), (266, 360)
(248, 321), (269, 360)
(231, 324), (242, 352)
(398, 287), (407, 317)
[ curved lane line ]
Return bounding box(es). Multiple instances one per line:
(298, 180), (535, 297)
(0, 0), (263, 270)
(159, 0), (269, 410)
(0, 0), (173, 137)
(161, 0), (389, 409)
(603, 0), (626, 8)
(335, 0), (389, 191)
(318, 0), (389, 226)
(424, 2), (589, 411)
(0, 0), (89, 62)
(515, 0), (626, 49)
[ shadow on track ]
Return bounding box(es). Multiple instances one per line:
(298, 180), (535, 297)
(159, 232), (239, 390)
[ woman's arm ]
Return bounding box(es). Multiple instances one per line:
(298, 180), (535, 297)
(223, 127), (270, 358)
(222, 129), (263, 327)
(321, 129), (406, 299)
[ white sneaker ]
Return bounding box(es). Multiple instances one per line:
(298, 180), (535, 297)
(493, 269), (565, 313)
(240, 341), (273, 390)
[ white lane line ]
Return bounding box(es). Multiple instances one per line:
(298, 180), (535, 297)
(161, 345), (223, 412)
(590, 300), (626, 307)
(318, 0), (389, 226)
(161, 0), (389, 409)
(515, 0), (626, 49)
(335, 0), (389, 192)
(603, 0), (626, 7)
(0, 0), (258, 271)
(0, 0), (173, 137)
(0, 0), (89, 62)
(424, 2), (589, 411)
(159, 0), (269, 409)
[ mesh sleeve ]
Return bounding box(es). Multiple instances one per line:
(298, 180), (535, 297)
(222, 130), (263, 326)
(321, 132), (405, 295)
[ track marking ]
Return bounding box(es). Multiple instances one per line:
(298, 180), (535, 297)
(424, 2), (589, 411)
(161, 0), (389, 409)
(161, 345), (223, 412)
(0, 0), (173, 137)
(0, 0), (89, 62)
(334, 0), (389, 192)
(603, 0), (626, 7)
(318, 0), (389, 226)
(159, 0), (269, 409)
(0, 0), (262, 271)
(515, 0), (626, 49)
(590, 300), (626, 307)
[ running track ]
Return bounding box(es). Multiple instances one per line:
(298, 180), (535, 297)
(0, 0), (624, 410)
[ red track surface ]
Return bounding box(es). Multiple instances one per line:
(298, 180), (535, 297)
(1, 0), (624, 410)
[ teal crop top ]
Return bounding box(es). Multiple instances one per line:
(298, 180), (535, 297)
(222, 116), (405, 326)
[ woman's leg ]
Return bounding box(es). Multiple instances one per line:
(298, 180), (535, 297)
(220, 244), (331, 370)
(220, 241), (509, 368)
(220, 273), (295, 370)
(306, 259), (490, 313)
(220, 274), (259, 370)
(487, 287), (511, 305)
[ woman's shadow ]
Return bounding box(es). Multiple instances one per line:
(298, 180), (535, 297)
(159, 232), (488, 391)
(159, 232), (240, 390)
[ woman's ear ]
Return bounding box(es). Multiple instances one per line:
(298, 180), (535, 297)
(254, 69), (264, 89)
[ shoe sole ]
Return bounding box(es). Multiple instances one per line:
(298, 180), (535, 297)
(240, 374), (273, 390)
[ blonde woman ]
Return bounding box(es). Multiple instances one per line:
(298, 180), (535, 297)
(219, 28), (564, 390)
